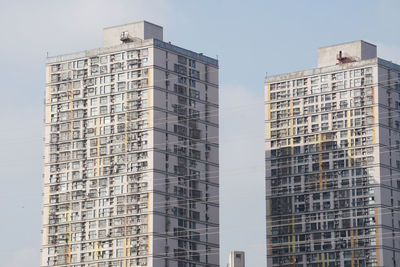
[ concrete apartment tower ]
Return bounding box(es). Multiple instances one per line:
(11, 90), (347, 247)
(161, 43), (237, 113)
(265, 40), (400, 267)
(41, 21), (219, 267)
(228, 251), (245, 267)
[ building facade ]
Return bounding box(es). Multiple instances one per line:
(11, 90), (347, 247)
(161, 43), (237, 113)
(41, 21), (219, 267)
(265, 41), (400, 267)
(227, 251), (245, 267)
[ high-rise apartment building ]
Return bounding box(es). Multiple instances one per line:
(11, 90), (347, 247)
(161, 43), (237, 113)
(227, 251), (245, 267)
(265, 41), (400, 267)
(41, 21), (219, 267)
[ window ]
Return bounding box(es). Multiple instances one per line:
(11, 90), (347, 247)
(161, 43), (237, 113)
(189, 89), (200, 99)
(100, 96), (108, 104)
(100, 106), (107, 115)
(311, 76), (319, 84)
(91, 107), (98, 116)
(115, 104), (123, 112)
(178, 76), (187, 84)
(189, 59), (196, 68)
(297, 79), (304, 86)
(174, 64), (187, 75)
(100, 56), (108, 64)
(178, 55), (187, 65)
(321, 84), (329, 92)
(100, 85), (111, 94)
(141, 48), (148, 56)
(332, 72), (343, 80)
(118, 73), (126, 81)
(333, 81), (344, 90)
(311, 86), (320, 94)
(312, 115), (318, 122)
(189, 69), (200, 79)
(77, 60), (85, 68)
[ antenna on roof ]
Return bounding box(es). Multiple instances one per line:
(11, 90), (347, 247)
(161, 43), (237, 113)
(336, 50), (357, 64)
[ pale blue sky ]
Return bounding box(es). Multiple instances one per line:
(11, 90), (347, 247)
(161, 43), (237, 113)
(1, 1), (400, 266)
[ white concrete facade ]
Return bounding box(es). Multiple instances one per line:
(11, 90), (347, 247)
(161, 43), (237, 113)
(228, 251), (245, 267)
(265, 41), (400, 267)
(41, 22), (219, 267)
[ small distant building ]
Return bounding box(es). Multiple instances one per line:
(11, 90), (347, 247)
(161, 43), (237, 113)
(228, 251), (245, 267)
